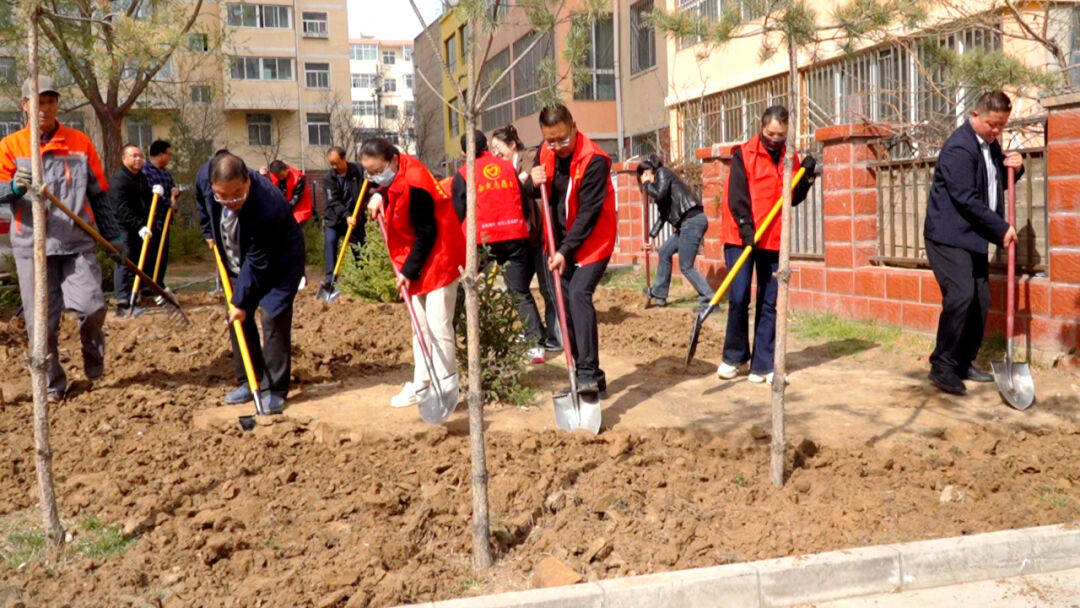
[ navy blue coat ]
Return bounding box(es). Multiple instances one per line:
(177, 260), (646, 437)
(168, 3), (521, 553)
(206, 169), (305, 317)
(924, 121), (1024, 254)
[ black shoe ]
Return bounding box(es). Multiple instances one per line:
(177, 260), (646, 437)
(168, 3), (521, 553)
(642, 287), (666, 307)
(960, 364), (993, 383)
(577, 379), (607, 399)
(543, 339), (563, 352)
(929, 368), (966, 395)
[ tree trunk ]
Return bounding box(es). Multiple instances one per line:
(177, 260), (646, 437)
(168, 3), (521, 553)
(771, 34), (799, 488)
(26, 2), (65, 548)
(93, 106), (124, 178)
(463, 29), (492, 572)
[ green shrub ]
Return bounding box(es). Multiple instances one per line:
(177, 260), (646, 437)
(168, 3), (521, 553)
(338, 220), (400, 303)
(97, 248), (116, 292)
(302, 218), (325, 269)
(167, 224), (209, 262)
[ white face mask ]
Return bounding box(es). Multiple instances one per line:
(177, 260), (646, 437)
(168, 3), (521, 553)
(367, 166), (396, 186)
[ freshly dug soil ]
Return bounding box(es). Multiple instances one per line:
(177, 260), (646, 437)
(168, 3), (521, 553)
(0, 288), (1078, 608)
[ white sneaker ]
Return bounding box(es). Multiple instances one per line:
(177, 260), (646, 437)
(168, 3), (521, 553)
(526, 347), (546, 364)
(391, 381), (424, 408)
(298, 276), (307, 290)
(716, 362), (742, 379)
(748, 372), (774, 384)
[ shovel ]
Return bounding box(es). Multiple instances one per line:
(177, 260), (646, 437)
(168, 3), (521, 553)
(540, 185), (601, 434)
(686, 167), (806, 365)
(40, 186), (189, 324)
(991, 166), (1035, 410)
(151, 205), (174, 285)
(375, 214), (458, 424)
(316, 180), (369, 302)
(209, 242), (267, 431)
(129, 185), (164, 312)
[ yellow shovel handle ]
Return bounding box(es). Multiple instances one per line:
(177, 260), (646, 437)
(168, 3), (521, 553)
(331, 179), (370, 278)
(707, 166), (807, 307)
(151, 206), (173, 284)
(210, 243), (261, 402)
(131, 191), (161, 299)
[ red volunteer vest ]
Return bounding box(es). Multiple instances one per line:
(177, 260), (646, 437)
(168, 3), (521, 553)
(384, 153), (466, 296)
(270, 165), (313, 224)
(720, 134), (801, 251)
(456, 152), (530, 245)
(538, 132), (617, 265)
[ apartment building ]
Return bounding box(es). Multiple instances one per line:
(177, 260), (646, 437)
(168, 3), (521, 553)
(349, 37), (418, 154)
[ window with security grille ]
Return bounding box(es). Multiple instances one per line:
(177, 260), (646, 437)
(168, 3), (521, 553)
(0, 112), (22, 138)
(353, 101), (376, 116)
(630, 1), (656, 74)
(307, 113), (331, 146)
(403, 46), (413, 61)
(0, 57), (14, 84)
(352, 73), (378, 88)
(382, 78), (396, 92)
(575, 15), (615, 101)
(512, 30), (553, 118)
(302, 12), (328, 38)
(127, 119), (153, 150)
(305, 62), (330, 89)
(383, 105), (399, 120)
(247, 113), (273, 146)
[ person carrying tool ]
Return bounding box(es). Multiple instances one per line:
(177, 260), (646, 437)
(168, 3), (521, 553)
(452, 130), (548, 364)
(924, 91), (1022, 396)
(207, 153), (305, 413)
(716, 105), (816, 385)
(490, 123), (562, 353)
(354, 137), (465, 409)
(110, 144), (155, 317)
(261, 159), (313, 226)
(0, 75), (122, 401)
(525, 104), (617, 399)
(142, 139), (178, 297)
(321, 146), (367, 292)
(637, 154), (712, 312)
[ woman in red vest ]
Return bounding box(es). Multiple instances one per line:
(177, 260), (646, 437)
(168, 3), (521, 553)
(356, 138), (466, 408)
(452, 130), (548, 364)
(527, 105), (617, 399)
(717, 105), (817, 385)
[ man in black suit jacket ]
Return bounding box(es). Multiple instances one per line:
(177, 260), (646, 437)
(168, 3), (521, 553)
(923, 91), (1022, 395)
(208, 153), (306, 413)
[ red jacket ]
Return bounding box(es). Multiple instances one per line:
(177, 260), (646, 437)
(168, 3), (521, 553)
(720, 134), (801, 251)
(384, 153), (465, 296)
(538, 132), (617, 265)
(457, 152), (530, 245)
(269, 165), (313, 224)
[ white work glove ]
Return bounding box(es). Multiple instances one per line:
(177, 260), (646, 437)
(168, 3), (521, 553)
(11, 166), (32, 196)
(367, 192), (384, 219)
(139, 226), (152, 240)
(151, 184), (165, 198)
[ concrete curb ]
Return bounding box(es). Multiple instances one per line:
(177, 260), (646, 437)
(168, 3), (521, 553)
(395, 523), (1080, 608)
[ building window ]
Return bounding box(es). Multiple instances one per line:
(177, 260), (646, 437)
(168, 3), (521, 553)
(352, 100), (376, 116)
(480, 48), (511, 131)
(403, 46), (413, 61)
(630, 1), (656, 74)
(301, 12), (328, 38)
(405, 101), (416, 117)
(445, 33), (457, 73)
(382, 50), (396, 65)
(575, 15), (616, 101)
(188, 33), (209, 53)
(62, 112), (85, 133)
(0, 57), (15, 84)
(350, 43), (377, 60)
(0, 112), (22, 138)
(459, 25), (467, 57)
(352, 73), (378, 88)
(304, 62), (330, 89)
(190, 85), (212, 104)
(225, 3), (290, 28)
(512, 31), (553, 118)
(448, 103), (460, 138)
(230, 57), (294, 81)
(126, 118), (153, 149)
(383, 105), (399, 120)
(307, 113), (331, 146)
(247, 113), (273, 146)
(382, 77), (396, 92)
(155, 57), (174, 81)
(404, 74), (414, 89)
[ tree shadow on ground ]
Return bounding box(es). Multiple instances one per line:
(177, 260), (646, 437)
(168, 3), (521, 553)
(600, 356), (715, 430)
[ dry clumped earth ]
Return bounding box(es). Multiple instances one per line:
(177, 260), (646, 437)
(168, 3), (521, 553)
(0, 289), (1079, 607)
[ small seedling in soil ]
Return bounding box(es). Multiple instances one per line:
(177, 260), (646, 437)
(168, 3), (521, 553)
(732, 474), (748, 487)
(75, 516), (134, 560)
(1040, 488), (1070, 509)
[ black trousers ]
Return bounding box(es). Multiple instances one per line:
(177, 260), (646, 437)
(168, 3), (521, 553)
(926, 238), (989, 374)
(229, 304), (294, 397)
(533, 245), (562, 348)
(488, 239), (545, 347)
(114, 229), (143, 308)
(561, 257), (609, 388)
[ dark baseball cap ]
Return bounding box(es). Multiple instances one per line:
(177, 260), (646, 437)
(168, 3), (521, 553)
(21, 75), (60, 99)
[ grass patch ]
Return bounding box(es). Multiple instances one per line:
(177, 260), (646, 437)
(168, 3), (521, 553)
(600, 266), (645, 290)
(1040, 487), (1070, 509)
(792, 312), (902, 356)
(1, 527), (46, 568)
(74, 516), (134, 560)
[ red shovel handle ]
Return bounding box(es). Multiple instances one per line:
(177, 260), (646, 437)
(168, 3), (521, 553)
(539, 186), (577, 372)
(1006, 167), (1016, 343)
(376, 213), (435, 364)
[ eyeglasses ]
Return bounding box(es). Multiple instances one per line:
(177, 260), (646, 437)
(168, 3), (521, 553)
(545, 136), (573, 150)
(214, 192), (247, 206)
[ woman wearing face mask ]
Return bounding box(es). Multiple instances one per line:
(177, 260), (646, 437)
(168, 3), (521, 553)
(354, 137), (466, 409)
(490, 124), (563, 353)
(717, 105), (817, 385)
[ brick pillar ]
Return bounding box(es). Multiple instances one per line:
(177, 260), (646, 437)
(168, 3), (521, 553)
(611, 162), (646, 266)
(696, 144), (736, 283)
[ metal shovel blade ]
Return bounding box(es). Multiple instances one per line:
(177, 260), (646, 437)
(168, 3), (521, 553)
(577, 394), (602, 435)
(238, 415), (256, 431)
(685, 311), (707, 366)
(416, 377), (460, 425)
(315, 284), (341, 303)
(553, 389), (580, 432)
(991, 360), (1036, 410)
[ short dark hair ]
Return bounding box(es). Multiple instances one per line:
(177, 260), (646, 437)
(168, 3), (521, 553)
(120, 143), (141, 157)
(539, 104), (574, 128)
(761, 105), (789, 127)
(460, 130), (487, 156)
(360, 137), (399, 162)
(974, 91), (1012, 114)
(148, 140), (171, 157)
(210, 153), (250, 184)
(326, 145), (347, 160)
(635, 154), (663, 179)
(213, 148), (230, 157)
(268, 160), (288, 175)
(491, 124), (524, 151)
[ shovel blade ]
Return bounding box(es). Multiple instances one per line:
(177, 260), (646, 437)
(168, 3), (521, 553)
(238, 415), (256, 431)
(991, 359), (1036, 410)
(417, 388), (444, 424)
(685, 313), (706, 366)
(316, 285), (341, 303)
(553, 390), (579, 431)
(577, 394), (602, 434)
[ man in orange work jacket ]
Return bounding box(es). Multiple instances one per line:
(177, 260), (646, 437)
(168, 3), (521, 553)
(0, 76), (122, 401)
(716, 105), (817, 386)
(525, 105), (617, 399)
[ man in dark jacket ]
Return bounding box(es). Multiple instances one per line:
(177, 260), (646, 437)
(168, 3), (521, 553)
(924, 91), (1022, 395)
(141, 139), (178, 294)
(208, 153), (305, 413)
(109, 143), (158, 316)
(321, 146), (366, 289)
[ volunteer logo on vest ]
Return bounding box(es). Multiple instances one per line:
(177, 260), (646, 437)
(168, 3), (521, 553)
(482, 163), (501, 180)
